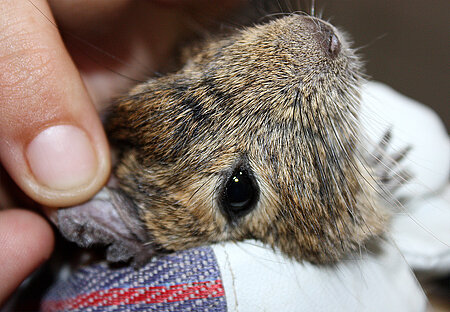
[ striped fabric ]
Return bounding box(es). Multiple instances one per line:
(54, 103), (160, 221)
(41, 246), (227, 312)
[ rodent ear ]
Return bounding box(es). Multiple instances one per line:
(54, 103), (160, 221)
(105, 80), (161, 147)
(53, 187), (154, 266)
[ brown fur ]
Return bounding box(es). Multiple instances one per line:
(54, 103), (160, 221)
(107, 15), (388, 264)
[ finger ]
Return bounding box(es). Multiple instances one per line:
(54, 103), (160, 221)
(0, 165), (39, 209)
(0, 0), (110, 207)
(0, 209), (54, 304)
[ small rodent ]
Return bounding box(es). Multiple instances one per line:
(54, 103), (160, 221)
(56, 14), (405, 265)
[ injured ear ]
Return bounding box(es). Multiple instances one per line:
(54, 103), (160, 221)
(52, 187), (154, 266)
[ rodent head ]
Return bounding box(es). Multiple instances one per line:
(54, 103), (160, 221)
(107, 15), (387, 264)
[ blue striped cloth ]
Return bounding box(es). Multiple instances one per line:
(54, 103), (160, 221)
(41, 246), (227, 312)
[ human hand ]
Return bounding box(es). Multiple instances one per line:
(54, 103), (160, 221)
(0, 209), (54, 304)
(0, 0), (240, 305)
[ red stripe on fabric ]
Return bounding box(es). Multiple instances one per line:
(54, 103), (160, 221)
(42, 280), (225, 311)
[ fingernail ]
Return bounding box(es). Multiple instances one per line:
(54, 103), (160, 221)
(26, 125), (98, 191)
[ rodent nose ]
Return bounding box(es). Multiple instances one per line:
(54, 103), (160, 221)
(307, 17), (342, 58)
(319, 23), (341, 58)
(328, 32), (341, 57)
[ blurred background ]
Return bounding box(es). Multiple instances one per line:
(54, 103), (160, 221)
(316, 0), (449, 131)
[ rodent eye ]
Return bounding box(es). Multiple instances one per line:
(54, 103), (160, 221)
(220, 168), (258, 219)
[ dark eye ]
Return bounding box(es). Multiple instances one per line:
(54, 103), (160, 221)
(220, 168), (258, 219)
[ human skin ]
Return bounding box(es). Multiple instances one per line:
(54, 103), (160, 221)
(0, 0), (239, 305)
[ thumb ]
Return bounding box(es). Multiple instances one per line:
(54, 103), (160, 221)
(0, 0), (110, 207)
